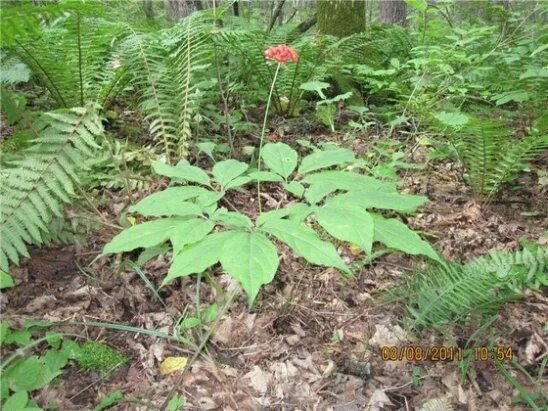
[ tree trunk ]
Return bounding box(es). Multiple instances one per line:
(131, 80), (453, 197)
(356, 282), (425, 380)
(164, 0), (202, 22)
(297, 15), (317, 33)
(379, 0), (407, 25)
(318, 0), (366, 37)
(141, 0), (154, 19)
(267, 0), (286, 33)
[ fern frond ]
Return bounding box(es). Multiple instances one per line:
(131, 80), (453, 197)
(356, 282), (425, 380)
(119, 12), (213, 162)
(491, 133), (548, 192)
(0, 104), (103, 271)
(467, 247), (547, 290)
(215, 29), (335, 114)
(399, 247), (547, 329)
(2, 3), (125, 108)
(457, 118), (508, 194)
(434, 115), (547, 196)
(327, 25), (412, 68)
(171, 15), (213, 158)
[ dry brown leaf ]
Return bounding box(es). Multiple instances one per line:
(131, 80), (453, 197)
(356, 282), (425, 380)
(244, 365), (269, 394)
(366, 389), (393, 411)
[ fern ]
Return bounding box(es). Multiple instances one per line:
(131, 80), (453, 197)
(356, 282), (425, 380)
(329, 25), (412, 67)
(467, 247), (547, 291)
(0, 104), (104, 271)
(215, 24), (412, 116)
(1, 2), (126, 108)
(434, 115), (548, 196)
(216, 29), (337, 115)
(398, 248), (547, 329)
(118, 13), (212, 162)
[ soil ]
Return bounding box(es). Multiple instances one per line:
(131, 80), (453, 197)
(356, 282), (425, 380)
(2, 127), (547, 411)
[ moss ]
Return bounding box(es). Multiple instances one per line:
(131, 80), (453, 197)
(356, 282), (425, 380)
(318, 0), (366, 37)
(74, 341), (128, 375)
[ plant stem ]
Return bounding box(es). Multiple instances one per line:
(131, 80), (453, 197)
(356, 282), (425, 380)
(213, 41), (234, 154)
(257, 62), (281, 213)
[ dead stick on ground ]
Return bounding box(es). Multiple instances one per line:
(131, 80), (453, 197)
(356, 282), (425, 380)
(159, 287), (239, 410)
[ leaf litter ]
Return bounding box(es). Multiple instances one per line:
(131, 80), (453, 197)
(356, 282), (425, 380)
(1, 137), (546, 410)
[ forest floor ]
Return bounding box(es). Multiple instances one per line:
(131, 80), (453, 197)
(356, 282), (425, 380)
(2, 124), (547, 411)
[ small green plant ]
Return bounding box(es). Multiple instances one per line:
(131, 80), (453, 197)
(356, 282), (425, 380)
(94, 390), (124, 411)
(74, 341), (128, 375)
(166, 394), (186, 411)
(0, 327), (73, 409)
(396, 247), (547, 329)
(0, 323), (129, 410)
(354, 139), (424, 180)
(497, 357), (548, 410)
(300, 81), (353, 131)
(103, 143), (441, 305)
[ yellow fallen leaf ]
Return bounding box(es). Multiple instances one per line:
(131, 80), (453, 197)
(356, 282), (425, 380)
(127, 216), (137, 226)
(159, 356), (188, 375)
(348, 244), (363, 256)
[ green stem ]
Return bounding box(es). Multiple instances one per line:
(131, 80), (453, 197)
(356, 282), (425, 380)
(76, 12), (84, 106)
(257, 62), (281, 213)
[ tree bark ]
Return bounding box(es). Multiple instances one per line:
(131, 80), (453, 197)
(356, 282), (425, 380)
(297, 15), (317, 33)
(318, 0), (366, 37)
(379, 0), (407, 25)
(141, 0), (154, 19)
(164, 0), (202, 22)
(267, 0), (286, 33)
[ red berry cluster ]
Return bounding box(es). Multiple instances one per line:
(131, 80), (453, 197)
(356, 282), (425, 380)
(264, 44), (299, 63)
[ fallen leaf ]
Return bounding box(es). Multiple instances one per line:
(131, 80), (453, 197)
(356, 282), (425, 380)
(419, 394), (454, 411)
(244, 365), (268, 394)
(159, 356), (188, 375)
(366, 389), (393, 411)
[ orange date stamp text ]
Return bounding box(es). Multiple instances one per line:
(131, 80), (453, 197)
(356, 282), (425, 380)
(380, 346), (513, 362)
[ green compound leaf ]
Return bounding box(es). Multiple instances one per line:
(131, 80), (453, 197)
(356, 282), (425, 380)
(3, 390), (29, 410)
(256, 203), (312, 227)
(4, 355), (60, 392)
(248, 171), (284, 182)
(220, 231), (279, 305)
(283, 181), (305, 197)
(331, 190), (428, 213)
(302, 171), (397, 192)
(433, 111), (469, 128)
(130, 201), (202, 219)
(212, 210), (253, 229)
(152, 161), (210, 186)
(163, 231), (234, 285)
(373, 215), (441, 262)
(298, 148), (355, 175)
(0, 270), (14, 289)
(261, 218), (349, 273)
(169, 218), (216, 253)
(212, 159), (248, 188)
(316, 202), (374, 255)
(299, 80), (330, 99)
(129, 186), (208, 217)
(302, 171), (396, 203)
(0, 322), (9, 346)
(103, 218), (187, 254)
(261, 143), (298, 179)
(225, 176), (252, 190)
